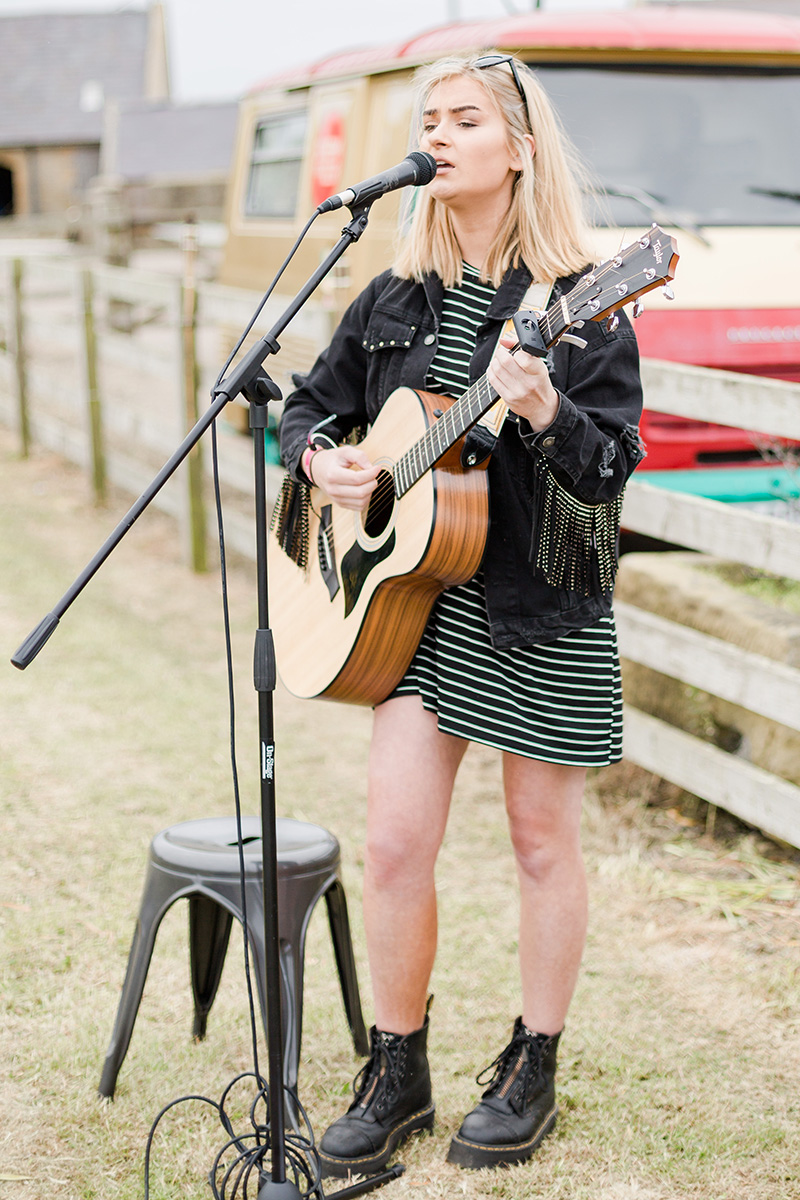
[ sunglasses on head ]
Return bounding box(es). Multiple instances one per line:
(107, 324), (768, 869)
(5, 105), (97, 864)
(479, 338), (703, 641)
(474, 54), (532, 134)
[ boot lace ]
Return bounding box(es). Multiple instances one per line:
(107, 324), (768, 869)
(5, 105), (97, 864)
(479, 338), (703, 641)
(350, 1034), (403, 1115)
(475, 1024), (546, 1113)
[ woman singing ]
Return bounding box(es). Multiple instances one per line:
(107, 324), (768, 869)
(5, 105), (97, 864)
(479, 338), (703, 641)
(279, 52), (644, 1175)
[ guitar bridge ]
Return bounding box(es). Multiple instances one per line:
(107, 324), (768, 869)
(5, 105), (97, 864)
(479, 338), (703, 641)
(317, 505), (340, 601)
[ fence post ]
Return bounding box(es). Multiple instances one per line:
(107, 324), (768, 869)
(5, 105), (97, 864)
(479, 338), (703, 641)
(10, 258), (30, 457)
(80, 267), (107, 504)
(180, 223), (207, 573)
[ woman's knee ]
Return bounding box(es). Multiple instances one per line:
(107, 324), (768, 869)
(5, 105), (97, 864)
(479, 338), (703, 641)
(504, 761), (586, 881)
(364, 822), (437, 891)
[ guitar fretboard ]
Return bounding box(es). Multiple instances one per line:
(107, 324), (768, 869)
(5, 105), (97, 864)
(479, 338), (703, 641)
(393, 375), (500, 498)
(391, 297), (570, 498)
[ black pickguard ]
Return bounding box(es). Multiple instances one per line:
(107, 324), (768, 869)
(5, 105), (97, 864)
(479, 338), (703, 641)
(341, 532), (396, 618)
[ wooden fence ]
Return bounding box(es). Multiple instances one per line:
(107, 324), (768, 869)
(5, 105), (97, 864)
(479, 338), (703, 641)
(620, 361), (800, 848)
(1, 248), (799, 848)
(0, 243), (332, 567)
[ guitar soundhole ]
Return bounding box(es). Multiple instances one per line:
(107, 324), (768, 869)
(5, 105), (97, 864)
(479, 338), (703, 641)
(363, 468), (396, 539)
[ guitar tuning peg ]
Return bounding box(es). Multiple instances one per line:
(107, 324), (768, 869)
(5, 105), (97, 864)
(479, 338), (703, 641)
(605, 313), (620, 334)
(662, 283), (675, 301)
(633, 298), (645, 319)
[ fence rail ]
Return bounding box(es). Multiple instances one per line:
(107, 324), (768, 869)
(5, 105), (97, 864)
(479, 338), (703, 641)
(1, 249), (798, 847)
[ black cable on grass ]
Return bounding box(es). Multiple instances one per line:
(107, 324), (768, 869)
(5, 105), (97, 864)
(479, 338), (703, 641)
(143, 1074), (323, 1199)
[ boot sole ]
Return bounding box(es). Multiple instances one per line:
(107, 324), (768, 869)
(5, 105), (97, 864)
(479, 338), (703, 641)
(318, 1105), (435, 1179)
(446, 1104), (558, 1170)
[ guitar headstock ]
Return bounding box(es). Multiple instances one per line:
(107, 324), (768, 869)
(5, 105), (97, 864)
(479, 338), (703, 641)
(567, 225), (679, 327)
(533, 226), (680, 348)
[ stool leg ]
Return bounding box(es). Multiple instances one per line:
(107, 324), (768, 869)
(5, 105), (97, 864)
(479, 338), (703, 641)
(325, 880), (369, 1057)
(99, 896), (163, 1098)
(189, 895), (233, 1041)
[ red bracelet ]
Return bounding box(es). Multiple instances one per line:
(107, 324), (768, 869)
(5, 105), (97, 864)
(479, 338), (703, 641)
(301, 445), (320, 484)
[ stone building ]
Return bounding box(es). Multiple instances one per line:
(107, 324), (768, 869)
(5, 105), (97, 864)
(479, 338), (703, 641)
(0, 4), (169, 219)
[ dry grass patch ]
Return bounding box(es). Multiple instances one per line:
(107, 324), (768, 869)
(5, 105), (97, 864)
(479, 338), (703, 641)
(1, 427), (799, 1199)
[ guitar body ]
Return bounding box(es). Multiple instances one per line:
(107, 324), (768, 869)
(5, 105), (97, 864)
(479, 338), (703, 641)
(268, 387), (489, 706)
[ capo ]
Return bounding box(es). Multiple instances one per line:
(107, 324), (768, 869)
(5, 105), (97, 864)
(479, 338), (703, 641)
(512, 310), (548, 358)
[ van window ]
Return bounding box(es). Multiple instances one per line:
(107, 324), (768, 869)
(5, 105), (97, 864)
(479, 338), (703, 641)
(533, 65), (800, 227)
(245, 110), (308, 219)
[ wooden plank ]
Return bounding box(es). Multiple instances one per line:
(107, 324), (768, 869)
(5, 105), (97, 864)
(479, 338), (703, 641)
(623, 480), (800, 581)
(22, 257), (78, 288)
(623, 705), (800, 848)
(96, 334), (176, 375)
(615, 601), (800, 731)
(19, 320), (79, 354)
(641, 357), (800, 441)
(197, 280), (334, 347)
(196, 281), (269, 327)
(91, 263), (177, 308)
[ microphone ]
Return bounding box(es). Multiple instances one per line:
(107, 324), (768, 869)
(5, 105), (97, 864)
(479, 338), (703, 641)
(316, 151), (438, 213)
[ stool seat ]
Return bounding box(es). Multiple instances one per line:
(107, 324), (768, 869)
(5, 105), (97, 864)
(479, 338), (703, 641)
(99, 816), (369, 1113)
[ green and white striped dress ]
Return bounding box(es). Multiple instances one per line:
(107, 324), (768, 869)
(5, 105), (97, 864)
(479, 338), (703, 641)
(390, 262), (624, 767)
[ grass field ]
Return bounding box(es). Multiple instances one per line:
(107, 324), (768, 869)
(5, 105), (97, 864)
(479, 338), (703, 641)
(1, 426), (799, 1200)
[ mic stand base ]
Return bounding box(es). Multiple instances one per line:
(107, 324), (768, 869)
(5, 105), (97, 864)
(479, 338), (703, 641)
(326, 1164), (406, 1199)
(255, 1162), (404, 1200)
(256, 1178), (304, 1200)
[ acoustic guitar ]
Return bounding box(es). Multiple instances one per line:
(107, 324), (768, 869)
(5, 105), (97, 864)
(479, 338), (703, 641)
(268, 226), (679, 705)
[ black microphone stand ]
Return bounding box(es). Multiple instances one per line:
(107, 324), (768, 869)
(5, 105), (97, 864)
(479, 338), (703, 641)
(11, 201), (404, 1200)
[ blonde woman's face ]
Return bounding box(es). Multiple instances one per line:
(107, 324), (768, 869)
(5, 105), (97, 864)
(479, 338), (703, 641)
(420, 77), (523, 213)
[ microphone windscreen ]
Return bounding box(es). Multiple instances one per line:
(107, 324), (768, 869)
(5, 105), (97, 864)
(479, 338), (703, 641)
(408, 151), (438, 186)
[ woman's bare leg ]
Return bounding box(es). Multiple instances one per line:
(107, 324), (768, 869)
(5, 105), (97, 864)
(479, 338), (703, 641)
(364, 695), (468, 1034)
(502, 754), (588, 1035)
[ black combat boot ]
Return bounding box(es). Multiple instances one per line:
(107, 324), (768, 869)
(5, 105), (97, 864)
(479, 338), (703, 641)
(447, 1018), (560, 1169)
(318, 1017), (435, 1178)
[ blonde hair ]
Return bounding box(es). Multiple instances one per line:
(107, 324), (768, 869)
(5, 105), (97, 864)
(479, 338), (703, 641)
(393, 53), (596, 287)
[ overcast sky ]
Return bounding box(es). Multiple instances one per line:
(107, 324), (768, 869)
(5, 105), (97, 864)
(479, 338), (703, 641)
(0, 0), (630, 102)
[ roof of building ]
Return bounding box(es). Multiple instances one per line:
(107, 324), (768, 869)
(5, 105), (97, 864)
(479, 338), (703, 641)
(0, 9), (158, 149)
(109, 101), (239, 179)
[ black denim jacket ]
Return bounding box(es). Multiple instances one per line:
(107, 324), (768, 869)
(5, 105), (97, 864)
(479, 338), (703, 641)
(279, 263), (644, 647)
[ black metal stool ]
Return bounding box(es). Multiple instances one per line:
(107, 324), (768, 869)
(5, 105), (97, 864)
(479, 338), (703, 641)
(99, 815), (369, 1108)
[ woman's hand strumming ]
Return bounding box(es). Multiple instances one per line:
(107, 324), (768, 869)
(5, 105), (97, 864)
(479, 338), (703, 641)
(308, 446), (381, 511)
